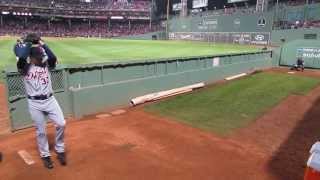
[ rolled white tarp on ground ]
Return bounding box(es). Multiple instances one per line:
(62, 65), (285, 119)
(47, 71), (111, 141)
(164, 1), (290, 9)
(130, 82), (205, 106)
(225, 73), (247, 81)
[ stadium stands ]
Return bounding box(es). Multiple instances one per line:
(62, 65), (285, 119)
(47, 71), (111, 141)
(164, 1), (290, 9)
(0, 16), (160, 37)
(110, 0), (151, 10)
(1, 0), (319, 37)
(0, 0), (150, 10)
(186, 0), (320, 31)
(273, 2), (320, 30)
(0, 0), (159, 37)
(195, 6), (257, 17)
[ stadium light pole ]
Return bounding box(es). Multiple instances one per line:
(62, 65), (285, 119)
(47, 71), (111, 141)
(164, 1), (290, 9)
(166, 0), (170, 40)
(276, 0), (279, 24)
(149, 0), (153, 29)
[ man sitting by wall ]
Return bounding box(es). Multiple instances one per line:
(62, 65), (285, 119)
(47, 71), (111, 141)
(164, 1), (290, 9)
(291, 57), (305, 71)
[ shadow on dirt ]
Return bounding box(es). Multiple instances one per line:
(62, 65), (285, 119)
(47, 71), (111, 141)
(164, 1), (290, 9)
(268, 96), (320, 180)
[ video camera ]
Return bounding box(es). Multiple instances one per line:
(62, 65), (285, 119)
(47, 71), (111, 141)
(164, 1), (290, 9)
(15, 33), (48, 70)
(15, 33), (42, 50)
(14, 33), (43, 60)
(15, 33), (57, 75)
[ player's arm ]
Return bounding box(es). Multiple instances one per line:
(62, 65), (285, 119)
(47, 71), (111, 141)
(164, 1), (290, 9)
(40, 41), (57, 69)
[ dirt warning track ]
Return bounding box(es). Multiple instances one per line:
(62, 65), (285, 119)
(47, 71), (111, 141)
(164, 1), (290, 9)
(0, 85), (9, 134)
(0, 109), (275, 180)
(0, 68), (320, 180)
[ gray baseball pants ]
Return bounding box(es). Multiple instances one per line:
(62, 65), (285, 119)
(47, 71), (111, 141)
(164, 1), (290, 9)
(28, 96), (66, 157)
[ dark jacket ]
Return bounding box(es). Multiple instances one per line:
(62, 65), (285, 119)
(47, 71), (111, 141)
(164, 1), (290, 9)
(42, 44), (57, 69)
(297, 58), (304, 66)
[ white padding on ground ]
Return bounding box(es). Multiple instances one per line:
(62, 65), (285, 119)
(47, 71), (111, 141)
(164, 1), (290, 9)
(18, 150), (35, 165)
(111, 109), (126, 115)
(225, 73), (247, 81)
(131, 82), (205, 106)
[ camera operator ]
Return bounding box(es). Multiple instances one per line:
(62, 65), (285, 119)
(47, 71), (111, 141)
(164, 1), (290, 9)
(15, 33), (67, 169)
(13, 38), (26, 61)
(290, 57), (305, 72)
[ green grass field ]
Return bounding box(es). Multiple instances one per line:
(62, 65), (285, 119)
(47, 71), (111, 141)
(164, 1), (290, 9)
(145, 72), (320, 135)
(0, 37), (259, 69)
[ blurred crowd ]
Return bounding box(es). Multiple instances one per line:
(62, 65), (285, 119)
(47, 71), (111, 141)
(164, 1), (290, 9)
(0, 0), (151, 11)
(272, 1), (320, 30)
(186, 0), (320, 31)
(273, 20), (320, 30)
(0, 0), (156, 37)
(283, 0), (320, 6)
(0, 17), (161, 37)
(194, 6), (257, 17)
(188, 0), (320, 17)
(111, 0), (150, 10)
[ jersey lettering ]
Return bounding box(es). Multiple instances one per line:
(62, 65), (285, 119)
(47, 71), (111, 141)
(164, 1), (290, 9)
(24, 65), (53, 96)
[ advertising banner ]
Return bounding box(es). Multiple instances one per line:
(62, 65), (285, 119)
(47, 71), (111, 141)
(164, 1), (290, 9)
(297, 48), (320, 58)
(173, 3), (182, 11)
(250, 33), (270, 45)
(169, 32), (270, 45)
(228, 0), (248, 3)
(193, 0), (208, 8)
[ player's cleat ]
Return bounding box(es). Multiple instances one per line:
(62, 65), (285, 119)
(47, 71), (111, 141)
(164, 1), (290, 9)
(56, 152), (67, 166)
(41, 156), (54, 169)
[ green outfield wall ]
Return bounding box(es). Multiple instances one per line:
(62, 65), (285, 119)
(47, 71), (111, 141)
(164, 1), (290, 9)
(279, 39), (320, 68)
(167, 3), (320, 45)
(271, 29), (320, 45)
(4, 51), (273, 131)
(169, 12), (273, 33)
(114, 31), (166, 40)
(167, 3), (320, 34)
(274, 4), (320, 23)
(168, 12), (273, 44)
(70, 52), (273, 118)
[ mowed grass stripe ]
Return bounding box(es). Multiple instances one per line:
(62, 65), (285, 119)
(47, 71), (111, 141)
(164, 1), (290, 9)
(145, 72), (320, 135)
(0, 39), (16, 67)
(47, 40), (103, 63)
(0, 38), (259, 68)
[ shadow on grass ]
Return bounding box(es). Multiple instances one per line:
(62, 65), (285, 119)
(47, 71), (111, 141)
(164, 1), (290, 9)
(268, 96), (320, 180)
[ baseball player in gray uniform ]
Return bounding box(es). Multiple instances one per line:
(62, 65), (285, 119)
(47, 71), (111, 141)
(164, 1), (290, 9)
(16, 34), (66, 169)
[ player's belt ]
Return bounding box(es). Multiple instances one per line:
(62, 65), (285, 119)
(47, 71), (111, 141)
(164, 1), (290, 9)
(27, 93), (53, 100)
